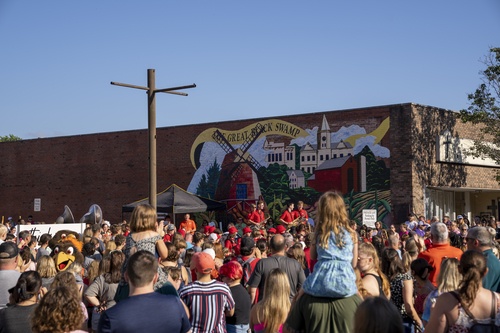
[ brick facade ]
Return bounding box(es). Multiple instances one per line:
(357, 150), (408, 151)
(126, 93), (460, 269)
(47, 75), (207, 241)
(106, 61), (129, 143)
(0, 103), (498, 224)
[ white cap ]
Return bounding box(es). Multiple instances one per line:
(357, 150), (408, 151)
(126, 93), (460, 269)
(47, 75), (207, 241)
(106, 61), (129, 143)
(202, 248), (216, 260)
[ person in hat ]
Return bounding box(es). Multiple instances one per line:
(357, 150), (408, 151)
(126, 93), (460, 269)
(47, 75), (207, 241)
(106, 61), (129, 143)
(0, 241), (21, 309)
(179, 252), (235, 333)
(225, 227), (239, 254)
(242, 227), (252, 238)
(208, 233), (219, 243)
(276, 225), (287, 235)
(238, 237), (260, 288)
(163, 223), (176, 243)
(267, 228), (276, 242)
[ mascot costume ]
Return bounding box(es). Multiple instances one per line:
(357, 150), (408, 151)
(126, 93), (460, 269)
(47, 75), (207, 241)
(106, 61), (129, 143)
(50, 233), (84, 272)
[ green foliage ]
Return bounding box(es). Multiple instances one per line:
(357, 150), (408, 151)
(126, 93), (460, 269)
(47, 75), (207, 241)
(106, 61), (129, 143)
(356, 146), (390, 190)
(258, 163), (321, 220)
(0, 134), (21, 142)
(459, 47), (500, 166)
(344, 189), (391, 225)
(196, 159), (221, 198)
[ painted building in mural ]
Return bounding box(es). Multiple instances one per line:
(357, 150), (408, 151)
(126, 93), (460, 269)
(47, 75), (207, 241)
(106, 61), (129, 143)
(0, 103), (499, 226)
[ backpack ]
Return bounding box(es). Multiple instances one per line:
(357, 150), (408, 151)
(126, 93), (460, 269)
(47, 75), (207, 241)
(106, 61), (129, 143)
(240, 257), (255, 287)
(450, 291), (500, 333)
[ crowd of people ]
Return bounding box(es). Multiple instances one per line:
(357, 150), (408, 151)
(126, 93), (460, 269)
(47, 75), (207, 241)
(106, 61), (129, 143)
(1, 194), (500, 332)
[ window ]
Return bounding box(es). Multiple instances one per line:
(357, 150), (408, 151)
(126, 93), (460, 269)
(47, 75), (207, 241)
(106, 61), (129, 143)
(236, 184), (248, 199)
(312, 155), (315, 161)
(333, 154), (336, 158)
(301, 156), (304, 162)
(307, 156), (310, 161)
(320, 155), (323, 161)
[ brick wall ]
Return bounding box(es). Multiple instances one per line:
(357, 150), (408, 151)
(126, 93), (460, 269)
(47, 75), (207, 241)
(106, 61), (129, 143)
(1, 103), (496, 224)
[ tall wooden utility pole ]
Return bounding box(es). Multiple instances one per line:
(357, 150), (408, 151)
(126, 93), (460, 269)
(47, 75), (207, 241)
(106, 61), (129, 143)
(111, 69), (196, 210)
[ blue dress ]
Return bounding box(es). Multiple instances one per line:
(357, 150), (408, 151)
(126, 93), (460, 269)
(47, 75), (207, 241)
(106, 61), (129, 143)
(302, 228), (357, 298)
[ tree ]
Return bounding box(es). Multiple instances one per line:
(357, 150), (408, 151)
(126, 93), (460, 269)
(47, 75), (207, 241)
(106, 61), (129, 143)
(0, 134), (21, 142)
(460, 47), (500, 165)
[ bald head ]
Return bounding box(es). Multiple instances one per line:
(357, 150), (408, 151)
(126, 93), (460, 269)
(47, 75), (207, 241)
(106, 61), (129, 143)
(270, 234), (286, 253)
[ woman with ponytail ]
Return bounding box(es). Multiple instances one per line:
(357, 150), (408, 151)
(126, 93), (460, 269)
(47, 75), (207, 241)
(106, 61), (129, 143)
(357, 242), (391, 299)
(0, 271), (42, 333)
(426, 250), (500, 332)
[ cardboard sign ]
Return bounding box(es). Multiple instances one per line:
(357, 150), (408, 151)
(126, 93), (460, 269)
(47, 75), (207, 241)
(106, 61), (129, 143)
(17, 223), (85, 242)
(362, 209), (377, 228)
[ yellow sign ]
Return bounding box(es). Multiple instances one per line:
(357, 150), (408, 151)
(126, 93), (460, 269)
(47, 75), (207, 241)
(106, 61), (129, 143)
(190, 119), (309, 169)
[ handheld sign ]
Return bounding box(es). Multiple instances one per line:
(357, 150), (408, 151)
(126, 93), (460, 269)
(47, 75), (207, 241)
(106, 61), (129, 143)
(17, 223), (86, 243)
(362, 209), (377, 228)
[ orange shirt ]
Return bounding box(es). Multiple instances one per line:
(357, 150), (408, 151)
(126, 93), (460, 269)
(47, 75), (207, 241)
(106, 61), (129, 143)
(179, 219), (197, 234)
(418, 243), (463, 286)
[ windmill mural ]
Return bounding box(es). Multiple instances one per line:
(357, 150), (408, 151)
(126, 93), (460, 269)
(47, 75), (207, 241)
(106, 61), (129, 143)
(212, 123), (266, 209)
(187, 116), (392, 225)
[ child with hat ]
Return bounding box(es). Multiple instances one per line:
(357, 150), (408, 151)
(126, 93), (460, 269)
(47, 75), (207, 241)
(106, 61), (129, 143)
(179, 252), (235, 333)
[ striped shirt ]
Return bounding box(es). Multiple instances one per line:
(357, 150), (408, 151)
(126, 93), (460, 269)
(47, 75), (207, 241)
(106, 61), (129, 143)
(179, 280), (235, 333)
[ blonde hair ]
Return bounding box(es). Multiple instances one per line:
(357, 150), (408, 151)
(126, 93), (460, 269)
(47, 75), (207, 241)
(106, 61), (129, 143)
(36, 255), (57, 278)
(104, 240), (117, 256)
(402, 237), (419, 272)
(0, 224), (8, 239)
(315, 191), (353, 249)
(130, 204), (157, 233)
(437, 257), (461, 293)
(86, 259), (101, 283)
(255, 268), (291, 333)
(358, 242), (391, 298)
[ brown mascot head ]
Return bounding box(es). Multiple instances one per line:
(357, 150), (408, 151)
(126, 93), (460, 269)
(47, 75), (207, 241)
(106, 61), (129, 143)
(51, 233), (84, 272)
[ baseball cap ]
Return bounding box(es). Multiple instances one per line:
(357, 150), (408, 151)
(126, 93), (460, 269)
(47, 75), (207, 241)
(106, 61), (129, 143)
(0, 242), (19, 259)
(191, 252), (215, 274)
(240, 237), (255, 250)
(228, 227), (238, 234)
(268, 228), (276, 234)
(208, 233), (218, 242)
(167, 224), (175, 231)
(243, 227), (252, 234)
(276, 225), (286, 234)
(457, 215), (463, 219)
(203, 248), (216, 260)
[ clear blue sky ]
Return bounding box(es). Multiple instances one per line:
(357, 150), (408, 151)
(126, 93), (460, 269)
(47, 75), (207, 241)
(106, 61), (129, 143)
(1, 1), (499, 139)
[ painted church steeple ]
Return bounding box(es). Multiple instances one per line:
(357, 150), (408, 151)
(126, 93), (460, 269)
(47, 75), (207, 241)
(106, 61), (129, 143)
(318, 114), (331, 149)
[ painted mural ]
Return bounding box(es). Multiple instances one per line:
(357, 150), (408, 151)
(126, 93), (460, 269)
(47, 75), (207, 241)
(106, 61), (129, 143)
(187, 115), (392, 225)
